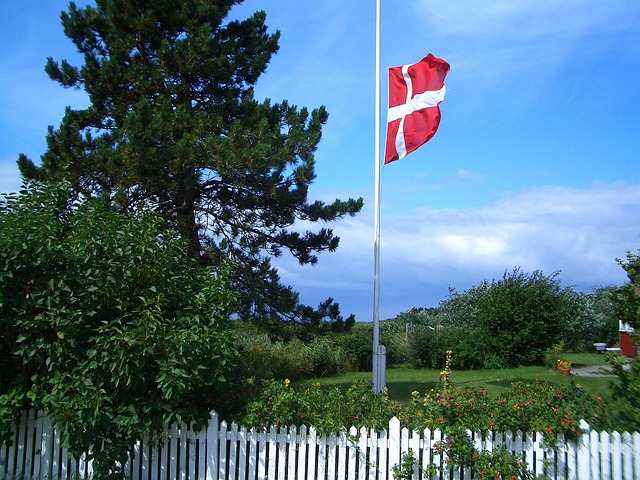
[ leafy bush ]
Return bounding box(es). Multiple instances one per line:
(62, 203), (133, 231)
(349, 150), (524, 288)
(409, 327), (483, 369)
(235, 333), (312, 380)
(242, 370), (605, 477)
(561, 289), (619, 352)
(610, 249), (640, 330)
(337, 328), (374, 371)
(606, 355), (640, 431)
(604, 247), (640, 430)
(399, 380), (604, 446)
(336, 322), (407, 372)
(0, 183), (238, 477)
(476, 269), (572, 367)
(235, 329), (348, 380)
(242, 379), (401, 433)
(304, 335), (347, 377)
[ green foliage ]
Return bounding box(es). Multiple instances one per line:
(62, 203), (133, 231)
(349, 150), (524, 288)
(18, 0), (363, 330)
(561, 288), (619, 352)
(409, 327), (483, 369)
(476, 269), (573, 367)
(394, 444), (532, 480)
(234, 327), (349, 381)
(392, 450), (417, 479)
(607, 354), (640, 431)
(337, 322), (408, 372)
(401, 269), (592, 369)
(0, 183), (238, 478)
(610, 249), (640, 330)
(399, 380), (604, 446)
(244, 372), (603, 477)
(437, 282), (491, 328)
(242, 379), (401, 434)
(336, 326), (375, 371)
(604, 247), (640, 431)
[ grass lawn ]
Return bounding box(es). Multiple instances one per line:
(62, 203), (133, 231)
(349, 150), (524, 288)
(299, 353), (619, 403)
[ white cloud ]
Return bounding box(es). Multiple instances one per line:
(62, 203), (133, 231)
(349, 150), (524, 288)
(414, 1), (638, 40)
(411, 0), (640, 84)
(276, 182), (640, 320)
(456, 169), (485, 182)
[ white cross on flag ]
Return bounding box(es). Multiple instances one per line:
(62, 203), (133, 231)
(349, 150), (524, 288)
(384, 54), (450, 165)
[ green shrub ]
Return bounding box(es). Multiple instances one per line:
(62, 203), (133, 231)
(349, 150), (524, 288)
(337, 329), (373, 371)
(304, 336), (347, 377)
(242, 379), (401, 433)
(409, 327), (483, 369)
(236, 335), (313, 380)
(606, 355), (640, 431)
(476, 269), (570, 367)
(399, 380), (603, 446)
(336, 323), (408, 372)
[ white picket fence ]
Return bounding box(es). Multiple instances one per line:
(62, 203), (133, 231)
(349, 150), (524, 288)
(2, 410), (639, 479)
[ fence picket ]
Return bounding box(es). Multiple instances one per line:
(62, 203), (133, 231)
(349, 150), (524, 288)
(348, 427), (358, 480)
(317, 434), (327, 480)
(307, 426), (318, 480)
(179, 422), (188, 480)
(621, 431), (632, 480)
(590, 429), (600, 480)
(206, 412), (219, 480)
(195, 424), (205, 480)
(634, 432), (640, 479)
(388, 417), (400, 480)
(356, 426), (367, 480)
(288, 425), (297, 480)
(238, 424), (248, 480)
(228, 422), (238, 480)
(327, 432), (337, 480)
(276, 426), (287, 480)
(218, 421), (228, 480)
(298, 425), (308, 480)
(2, 411), (640, 480)
(337, 430), (348, 480)
(601, 430), (611, 479)
(611, 430), (622, 480)
(368, 428), (379, 480)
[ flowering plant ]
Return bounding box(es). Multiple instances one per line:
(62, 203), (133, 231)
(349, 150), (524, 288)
(558, 360), (572, 370)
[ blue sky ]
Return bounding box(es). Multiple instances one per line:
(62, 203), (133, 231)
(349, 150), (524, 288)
(2, 1), (640, 322)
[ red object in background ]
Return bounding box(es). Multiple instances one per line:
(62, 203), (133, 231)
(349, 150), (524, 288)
(620, 331), (637, 357)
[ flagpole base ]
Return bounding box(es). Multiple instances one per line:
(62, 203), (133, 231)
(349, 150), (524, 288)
(372, 344), (387, 394)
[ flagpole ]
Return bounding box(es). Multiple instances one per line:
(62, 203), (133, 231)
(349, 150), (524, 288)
(372, 0), (385, 394)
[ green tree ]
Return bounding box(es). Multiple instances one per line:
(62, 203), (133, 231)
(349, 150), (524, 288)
(476, 268), (572, 367)
(18, 0), (362, 330)
(610, 249), (640, 330)
(606, 248), (640, 431)
(0, 182), (238, 478)
(436, 282), (491, 328)
(561, 288), (618, 351)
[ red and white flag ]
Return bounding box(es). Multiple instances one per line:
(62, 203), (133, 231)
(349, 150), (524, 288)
(384, 54), (450, 165)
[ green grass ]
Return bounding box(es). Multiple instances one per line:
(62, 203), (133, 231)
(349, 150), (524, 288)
(298, 353), (618, 403)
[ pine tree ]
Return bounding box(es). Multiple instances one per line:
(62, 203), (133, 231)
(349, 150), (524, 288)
(19, 0), (362, 329)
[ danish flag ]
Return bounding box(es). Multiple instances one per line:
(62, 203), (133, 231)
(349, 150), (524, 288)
(384, 54), (450, 164)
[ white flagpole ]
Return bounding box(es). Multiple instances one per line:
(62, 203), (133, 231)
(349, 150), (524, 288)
(372, 0), (386, 394)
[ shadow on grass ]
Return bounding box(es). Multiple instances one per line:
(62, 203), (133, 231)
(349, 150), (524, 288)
(387, 381), (439, 402)
(483, 377), (559, 388)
